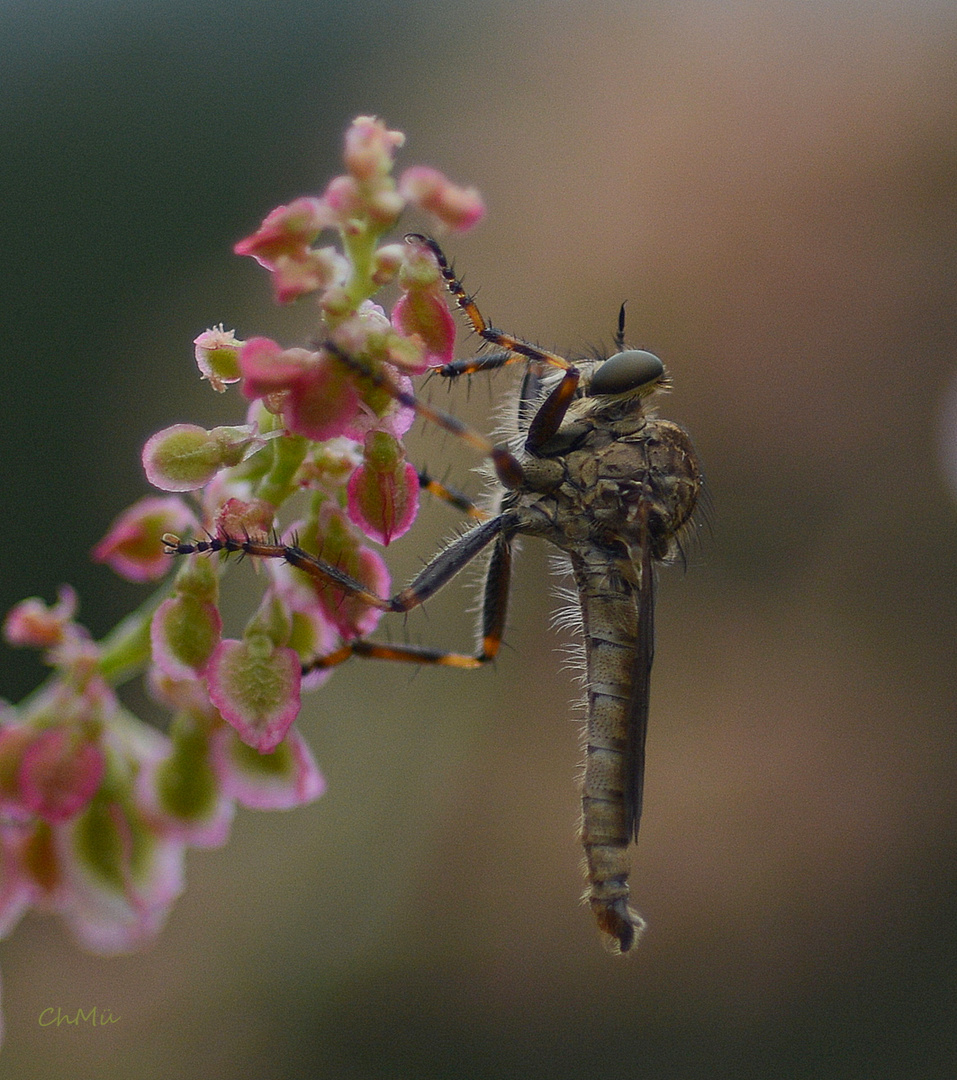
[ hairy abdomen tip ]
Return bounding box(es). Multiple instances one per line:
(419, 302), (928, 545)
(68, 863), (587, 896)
(592, 898), (646, 954)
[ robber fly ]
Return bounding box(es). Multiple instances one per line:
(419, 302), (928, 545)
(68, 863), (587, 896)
(169, 235), (702, 952)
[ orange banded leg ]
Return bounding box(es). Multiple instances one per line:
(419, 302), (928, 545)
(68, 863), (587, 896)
(325, 341), (525, 490)
(416, 469), (488, 521)
(162, 533), (392, 612)
(437, 350), (514, 379)
(164, 511), (519, 672)
(308, 528), (514, 671)
(406, 233), (572, 374)
(404, 235), (584, 452)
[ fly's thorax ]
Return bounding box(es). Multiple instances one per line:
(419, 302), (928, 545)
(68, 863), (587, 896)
(515, 416), (701, 559)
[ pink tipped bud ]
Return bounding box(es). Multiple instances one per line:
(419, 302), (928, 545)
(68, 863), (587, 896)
(142, 424), (263, 493)
(398, 166), (485, 232)
(211, 727), (324, 810)
(346, 432), (420, 546)
(4, 586), (78, 649)
(392, 245), (457, 368)
(343, 116), (405, 182)
(234, 197), (333, 265)
(234, 198), (345, 303)
(371, 243), (406, 286)
(150, 594), (223, 680)
(193, 326), (243, 391)
(18, 729), (105, 823)
(366, 188), (405, 227)
(206, 638), (302, 754)
(272, 246), (349, 305)
(93, 496), (198, 582)
(319, 175), (361, 220)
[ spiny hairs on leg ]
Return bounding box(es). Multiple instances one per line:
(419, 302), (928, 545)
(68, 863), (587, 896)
(163, 523), (509, 671)
(162, 532), (392, 612)
(162, 532), (283, 557)
(162, 531), (299, 560)
(405, 233), (572, 374)
(323, 341), (525, 490)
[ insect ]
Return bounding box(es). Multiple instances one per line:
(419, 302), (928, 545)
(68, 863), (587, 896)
(169, 235), (703, 951)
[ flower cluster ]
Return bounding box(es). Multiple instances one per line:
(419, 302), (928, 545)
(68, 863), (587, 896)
(0, 116), (484, 1038)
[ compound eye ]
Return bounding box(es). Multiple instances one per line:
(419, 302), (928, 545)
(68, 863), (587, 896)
(589, 350), (664, 396)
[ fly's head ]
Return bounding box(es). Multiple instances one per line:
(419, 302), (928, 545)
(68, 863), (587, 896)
(577, 348), (671, 421)
(523, 349), (671, 460)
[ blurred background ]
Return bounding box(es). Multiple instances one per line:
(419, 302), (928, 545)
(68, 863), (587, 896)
(2, 0), (956, 1076)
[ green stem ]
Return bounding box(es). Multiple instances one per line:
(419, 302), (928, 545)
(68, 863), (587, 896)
(96, 581), (172, 684)
(14, 576), (173, 714)
(255, 432), (309, 508)
(339, 223), (382, 312)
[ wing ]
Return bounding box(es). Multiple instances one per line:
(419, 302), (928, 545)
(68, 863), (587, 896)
(624, 535), (655, 842)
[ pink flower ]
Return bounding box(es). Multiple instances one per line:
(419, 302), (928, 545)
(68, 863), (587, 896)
(320, 175), (362, 220)
(193, 326), (243, 392)
(3, 586), (77, 650)
(239, 339), (362, 441)
(237, 337), (306, 399)
(347, 432), (420, 546)
(17, 729), (105, 824)
(399, 166), (486, 231)
(391, 288), (456, 370)
(206, 639), (302, 753)
(234, 197), (331, 263)
(284, 360), (363, 442)
(92, 497), (198, 583)
(371, 243), (406, 286)
(54, 800), (187, 953)
(211, 727), (324, 810)
(343, 116), (405, 181)
(234, 198), (346, 303)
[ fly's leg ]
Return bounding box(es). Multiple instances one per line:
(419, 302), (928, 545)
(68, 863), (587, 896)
(407, 234), (573, 374)
(405, 235), (585, 450)
(308, 527), (513, 671)
(415, 469), (488, 521)
(325, 342), (526, 491)
(436, 350), (514, 378)
(163, 533), (392, 612)
(523, 366), (581, 450)
(165, 333), (531, 671)
(165, 512), (518, 671)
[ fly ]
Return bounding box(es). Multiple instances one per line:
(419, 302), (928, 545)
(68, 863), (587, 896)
(167, 235), (703, 952)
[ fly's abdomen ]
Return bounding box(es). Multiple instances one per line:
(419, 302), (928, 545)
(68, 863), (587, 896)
(574, 559), (646, 952)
